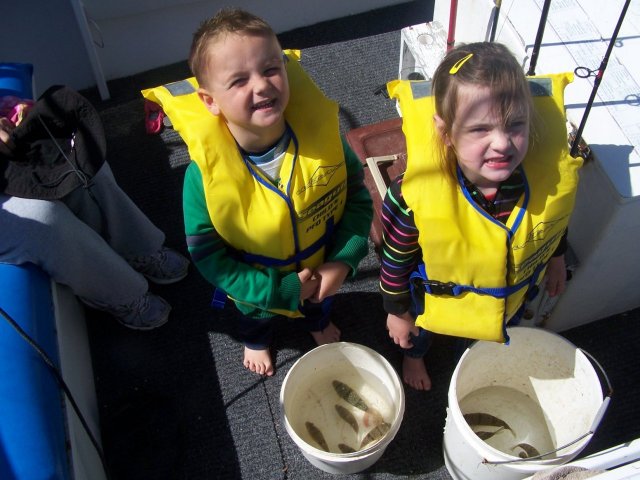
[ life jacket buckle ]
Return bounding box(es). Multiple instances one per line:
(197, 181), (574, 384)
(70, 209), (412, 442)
(424, 280), (457, 296)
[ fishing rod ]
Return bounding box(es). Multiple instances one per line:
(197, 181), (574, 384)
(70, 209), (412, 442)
(489, 0), (502, 42)
(570, 0), (631, 158)
(447, 0), (459, 52)
(526, 0), (552, 76)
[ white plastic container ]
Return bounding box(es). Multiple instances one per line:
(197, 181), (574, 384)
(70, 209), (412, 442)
(444, 327), (611, 480)
(280, 342), (405, 474)
(524, 438), (640, 479)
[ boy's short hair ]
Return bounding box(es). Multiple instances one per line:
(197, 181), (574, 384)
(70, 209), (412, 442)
(189, 8), (277, 88)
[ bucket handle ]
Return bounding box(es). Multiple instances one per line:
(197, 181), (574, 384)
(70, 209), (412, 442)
(483, 348), (613, 465)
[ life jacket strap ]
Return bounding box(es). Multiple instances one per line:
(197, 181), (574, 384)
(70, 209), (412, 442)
(410, 262), (546, 299)
(241, 217), (335, 269)
(210, 287), (228, 309)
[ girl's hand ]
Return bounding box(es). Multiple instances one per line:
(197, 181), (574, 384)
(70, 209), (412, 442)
(386, 312), (418, 349)
(545, 255), (567, 297)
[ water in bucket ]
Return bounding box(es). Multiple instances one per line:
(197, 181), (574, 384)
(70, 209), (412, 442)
(290, 368), (394, 454)
(459, 385), (556, 459)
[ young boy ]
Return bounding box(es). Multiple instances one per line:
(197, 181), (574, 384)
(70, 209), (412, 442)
(179, 8), (372, 376)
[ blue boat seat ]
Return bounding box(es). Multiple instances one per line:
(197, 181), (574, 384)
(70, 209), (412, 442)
(1, 62), (104, 480)
(0, 263), (71, 480)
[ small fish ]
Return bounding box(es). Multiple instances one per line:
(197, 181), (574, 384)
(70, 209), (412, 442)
(305, 421), (329, 451)
(463, 413), (514, 434)
(362, 408), (384, 428)
(513, 443), (540, 459)
(332, 380), (369, 412)
(335, 404), (359, 433)
(338, 443), (356, 453)
(359, 422), (391, 449)
(474, 426), (505, 441)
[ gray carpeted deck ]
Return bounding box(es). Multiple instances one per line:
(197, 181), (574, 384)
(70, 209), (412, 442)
(82, 2), (640, 479)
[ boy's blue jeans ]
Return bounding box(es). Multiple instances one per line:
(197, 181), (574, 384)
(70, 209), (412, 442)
(235, 297), (334, 350)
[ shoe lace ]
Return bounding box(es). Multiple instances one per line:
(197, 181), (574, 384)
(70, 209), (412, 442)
(128, 249), (166, 271)
(112, 294), (150, 319)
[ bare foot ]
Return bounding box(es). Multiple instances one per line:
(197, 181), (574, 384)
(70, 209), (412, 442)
(310, 321), (341, 345)
(403, 356), (432, 391)
(243, 347), (274, 376)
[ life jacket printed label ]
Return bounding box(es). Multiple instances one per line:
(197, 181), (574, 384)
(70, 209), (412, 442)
(299, 183), (346, 233)
(296, 164), (342, 195)
(511, 221), (566, 278)
(513, 218), (565, 251)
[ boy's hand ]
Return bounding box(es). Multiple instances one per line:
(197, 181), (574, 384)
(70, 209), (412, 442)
(387, 312), (418, 349)
(298, 267), (319, 301)
(545, 255), (567, 297)
(308, 261), (350, 303)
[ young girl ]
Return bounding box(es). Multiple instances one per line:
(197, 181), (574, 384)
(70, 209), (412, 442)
(380, 42), (582, 390)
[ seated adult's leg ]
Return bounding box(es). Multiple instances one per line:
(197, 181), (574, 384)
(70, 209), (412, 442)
(62, 163), (189, 285)
(0, 193), (147, 307)
(1, 194), (172, 329)
(62, 162), (165, 256)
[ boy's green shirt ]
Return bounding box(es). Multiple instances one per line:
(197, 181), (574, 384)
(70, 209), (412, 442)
(183, 137), (373, 319)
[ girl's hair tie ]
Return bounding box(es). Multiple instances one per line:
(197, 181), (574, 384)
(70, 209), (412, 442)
(449, 53), (473, 75)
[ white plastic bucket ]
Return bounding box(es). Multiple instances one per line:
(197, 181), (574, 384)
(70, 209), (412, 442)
(280, 342), (405, 474)
(443, 326), (611, 480)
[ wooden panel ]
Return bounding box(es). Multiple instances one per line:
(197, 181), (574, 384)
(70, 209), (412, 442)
(345, 117), (407, 251)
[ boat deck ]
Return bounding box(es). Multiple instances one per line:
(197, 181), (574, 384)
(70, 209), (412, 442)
(80, 2), (640, 478)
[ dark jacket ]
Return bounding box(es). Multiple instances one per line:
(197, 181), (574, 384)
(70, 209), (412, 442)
(1, 85), (106, 199)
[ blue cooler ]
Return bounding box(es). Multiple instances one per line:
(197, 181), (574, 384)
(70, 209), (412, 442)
(0, 63), (34, 98)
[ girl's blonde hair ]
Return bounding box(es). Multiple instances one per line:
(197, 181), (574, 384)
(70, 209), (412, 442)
(431, 42), (535, 182)
(189, 8), (277, 88)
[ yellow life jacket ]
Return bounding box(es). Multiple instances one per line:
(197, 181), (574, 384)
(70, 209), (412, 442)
(388, 73), (582, 343)
(143, 50), (347, 317)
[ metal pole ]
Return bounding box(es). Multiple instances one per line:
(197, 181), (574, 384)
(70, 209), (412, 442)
(489, 0), (502, 42)
(570, 0), (631, 157)
(447, 0), (459, 52)
(526, 0), (552, 76)
(69, 0), (111, 100)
